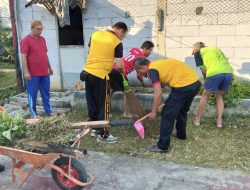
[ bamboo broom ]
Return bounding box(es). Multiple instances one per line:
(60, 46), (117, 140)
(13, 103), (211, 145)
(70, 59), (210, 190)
(122, 74), (144, 119)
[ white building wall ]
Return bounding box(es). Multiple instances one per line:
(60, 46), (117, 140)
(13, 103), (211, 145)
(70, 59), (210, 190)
(83, 0), (158, 55)
(16, 0), (62, 90)
(165, 0), (250, 79)
(0, 0), (11, 27)
(10, 0), (250, 90)
(82, 0), (159, 85)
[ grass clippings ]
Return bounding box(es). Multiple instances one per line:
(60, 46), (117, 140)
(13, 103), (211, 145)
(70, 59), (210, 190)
(15, 118), (76, 150)
(66, 108), (250, 173)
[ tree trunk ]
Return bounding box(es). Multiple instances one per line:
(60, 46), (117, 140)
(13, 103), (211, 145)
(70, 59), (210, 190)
(9, 0), (24, 93)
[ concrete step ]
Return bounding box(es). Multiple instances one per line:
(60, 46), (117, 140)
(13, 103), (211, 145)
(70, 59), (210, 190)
(4, 91), (73, 117)
(10, 97), (71, 108)
(10, 92), (73, 108)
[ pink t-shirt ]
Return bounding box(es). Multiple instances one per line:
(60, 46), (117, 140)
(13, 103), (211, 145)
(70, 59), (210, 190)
(113, 48), (145, 75)
(20, 34), (49, 76)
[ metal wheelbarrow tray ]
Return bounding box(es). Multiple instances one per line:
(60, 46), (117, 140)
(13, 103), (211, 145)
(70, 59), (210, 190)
(0, 137), (94, 190)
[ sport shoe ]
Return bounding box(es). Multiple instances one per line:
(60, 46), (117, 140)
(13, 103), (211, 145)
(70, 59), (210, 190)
(91, 129), (100, 137)
(97, 134), (118, 144)
(0, 165), (5, 172)
(147, 145), (169, 153)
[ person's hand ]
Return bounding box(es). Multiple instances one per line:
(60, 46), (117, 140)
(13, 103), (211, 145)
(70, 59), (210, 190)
(49, 67), (53, 75)
(24, 71), (31, 80)
(148, 111), (157, 120)
(118, 67), (124, 74)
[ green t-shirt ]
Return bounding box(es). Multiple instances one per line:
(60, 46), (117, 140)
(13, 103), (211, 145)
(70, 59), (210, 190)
(195, 46), (233, 77)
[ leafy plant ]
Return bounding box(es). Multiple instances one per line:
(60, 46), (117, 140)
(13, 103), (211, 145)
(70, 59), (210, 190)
(0, 19), (14, 63)
(0, 111), (26, 145)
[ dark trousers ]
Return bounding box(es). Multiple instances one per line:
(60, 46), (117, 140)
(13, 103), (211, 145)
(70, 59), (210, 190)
(85, 73), (111, 137)
(157, 81), (201, 150)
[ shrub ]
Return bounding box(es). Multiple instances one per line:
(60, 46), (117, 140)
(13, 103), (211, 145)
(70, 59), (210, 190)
(0, 19), (14, 63)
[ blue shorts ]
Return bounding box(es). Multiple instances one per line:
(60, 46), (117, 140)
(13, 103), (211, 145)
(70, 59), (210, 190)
(204, 73), (233, 93)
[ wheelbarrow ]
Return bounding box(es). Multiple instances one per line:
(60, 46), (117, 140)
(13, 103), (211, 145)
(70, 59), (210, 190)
(0, 123), (96, 190)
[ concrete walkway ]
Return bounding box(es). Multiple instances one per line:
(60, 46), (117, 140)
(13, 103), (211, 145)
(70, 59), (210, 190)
(0, 151), (250, 190)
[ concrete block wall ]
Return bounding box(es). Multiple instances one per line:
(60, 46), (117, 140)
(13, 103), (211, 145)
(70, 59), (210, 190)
(0, 0), (10, 27)
(165, 1), (250, 80)
(83, 0), (158, 55)
(16, 0), (62, 90)
(83, 0), (158, 85)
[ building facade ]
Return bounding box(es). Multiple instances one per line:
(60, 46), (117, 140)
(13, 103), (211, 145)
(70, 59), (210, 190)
(1, 0), (250, 90)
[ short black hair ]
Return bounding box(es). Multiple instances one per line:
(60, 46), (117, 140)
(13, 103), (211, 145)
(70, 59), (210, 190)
(134, 57), (150, 68)
(141, 41), (154, 49)
(112, 22), (128, 32)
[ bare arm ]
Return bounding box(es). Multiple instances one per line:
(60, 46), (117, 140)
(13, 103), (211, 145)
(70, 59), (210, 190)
(47, 54), (53, 75)
(200, 67), (206, 79)
(21, 53), (31, 80)
(148, 83), (162, 120)
(152, 84), (163, 113)
(115, 57), (124, 73)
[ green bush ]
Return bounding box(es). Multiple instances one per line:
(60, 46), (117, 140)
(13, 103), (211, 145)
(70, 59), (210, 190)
(0, 19), (14, 63)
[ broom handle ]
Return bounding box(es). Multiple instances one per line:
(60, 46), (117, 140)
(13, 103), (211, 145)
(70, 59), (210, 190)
(137, 104), (165, 122)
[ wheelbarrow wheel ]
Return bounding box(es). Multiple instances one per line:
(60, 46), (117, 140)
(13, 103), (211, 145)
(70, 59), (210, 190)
(51, 157), (88, 190)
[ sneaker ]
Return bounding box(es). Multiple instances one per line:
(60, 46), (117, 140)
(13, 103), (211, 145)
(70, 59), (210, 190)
(91, 129), (100, 137)
(147, 145), (169, 153)
(0, 165), (5, 172)
(97, 134), (118, 144)
(48, 113), (57, 117)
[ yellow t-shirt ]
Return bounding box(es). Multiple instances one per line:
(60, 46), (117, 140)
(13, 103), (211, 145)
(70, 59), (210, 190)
(148, 59), (198, 88)
(83, 30), (121, 80)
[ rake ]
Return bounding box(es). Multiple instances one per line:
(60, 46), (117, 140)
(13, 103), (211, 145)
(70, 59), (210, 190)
(122, 74), (144, 119)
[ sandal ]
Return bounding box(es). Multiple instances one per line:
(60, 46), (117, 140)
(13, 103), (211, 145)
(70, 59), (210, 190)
(192, 116), (200, 126)
(214, 119), (223, 128)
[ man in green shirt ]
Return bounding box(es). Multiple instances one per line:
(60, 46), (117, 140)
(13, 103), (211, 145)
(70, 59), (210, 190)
(192, 42), (233, 128)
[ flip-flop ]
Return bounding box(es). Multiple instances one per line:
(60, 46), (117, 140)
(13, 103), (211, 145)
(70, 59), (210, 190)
(192, 116), (200, 126)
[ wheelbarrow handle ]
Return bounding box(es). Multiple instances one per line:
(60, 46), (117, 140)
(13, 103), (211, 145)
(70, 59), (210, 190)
(137, 104), (165, 122)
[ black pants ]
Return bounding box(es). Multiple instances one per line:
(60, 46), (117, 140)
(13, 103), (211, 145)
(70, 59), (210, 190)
(109, 69), (124, 92)
(157, 81), (201, 150)
(84, 72), (111, 137)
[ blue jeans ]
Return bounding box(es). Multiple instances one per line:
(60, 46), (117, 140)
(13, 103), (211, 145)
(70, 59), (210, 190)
(26, 76), (52, 117)
(157, 81), (201, 150)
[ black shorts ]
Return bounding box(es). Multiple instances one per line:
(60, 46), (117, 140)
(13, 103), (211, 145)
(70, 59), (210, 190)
(109, 69), (124, 92)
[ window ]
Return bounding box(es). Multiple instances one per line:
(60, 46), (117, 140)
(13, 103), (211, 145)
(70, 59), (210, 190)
(58, 6), (84, 45)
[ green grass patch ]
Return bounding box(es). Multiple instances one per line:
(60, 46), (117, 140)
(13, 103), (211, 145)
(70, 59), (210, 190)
(0, 71), (17, 101)
(0, 62), (15, 70)
(66, 108), (250, 173)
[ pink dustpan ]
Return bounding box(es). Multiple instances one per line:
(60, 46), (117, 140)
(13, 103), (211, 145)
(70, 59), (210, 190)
(134, 121), (145, 139)
(133, 104), (165, 139)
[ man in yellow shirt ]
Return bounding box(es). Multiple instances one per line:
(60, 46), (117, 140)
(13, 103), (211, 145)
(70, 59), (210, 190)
(134, 57), (201, 153)
(80, 22), (128, 144)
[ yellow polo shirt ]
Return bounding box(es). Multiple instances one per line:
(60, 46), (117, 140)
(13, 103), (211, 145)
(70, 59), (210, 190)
(83, 30), (121, 80)
(148, 59), (198, 88)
